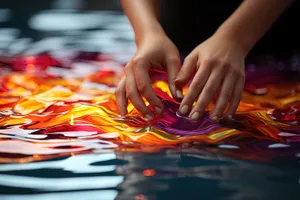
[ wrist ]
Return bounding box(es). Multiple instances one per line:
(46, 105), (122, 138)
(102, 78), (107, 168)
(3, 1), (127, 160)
(214, 24), (252, 57)
(134, 21), (166, 47)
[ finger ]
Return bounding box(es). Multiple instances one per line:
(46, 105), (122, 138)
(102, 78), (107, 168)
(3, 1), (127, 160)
(210, 73), (237, 119)
(124, 63), (153, 119)
(189, 67), (225, 120)
(224, 75), (245, 119)
(166, 56), (181, 100)
(133, 60), (164, 114)
(175, 54), (198, 89)
(178, 60), (211, 115)
(115, 76), (128, 116)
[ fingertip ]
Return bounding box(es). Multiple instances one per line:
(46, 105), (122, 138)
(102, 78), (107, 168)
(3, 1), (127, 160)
(227, 115), (233, 120)
(168, 82), (176, 97)
(117, 102), (127, 116)
(120, 107), (128, 116)
(179, 104), (189, 115)
(176, 89), (184, 99)
(168, 81), (182, 102)
(115, 85), (128, 116)
(154, 106), (163, 115)
(144, 114), (154, 121)
(210, 116), (221, 123)
(210, 108), (223, 121)
(174, 78), (184, 88)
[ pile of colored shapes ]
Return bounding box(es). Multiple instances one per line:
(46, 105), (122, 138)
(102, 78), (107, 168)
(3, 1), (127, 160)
(0, 53), (299, 163)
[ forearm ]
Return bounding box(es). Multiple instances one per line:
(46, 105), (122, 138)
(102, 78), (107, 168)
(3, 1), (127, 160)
(216, 0), (295, 55)
(120, 0), (164, 45)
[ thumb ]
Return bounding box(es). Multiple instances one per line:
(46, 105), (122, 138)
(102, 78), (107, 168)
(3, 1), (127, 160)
(174, 55), (198, 97)
(166, 56), (181, 101)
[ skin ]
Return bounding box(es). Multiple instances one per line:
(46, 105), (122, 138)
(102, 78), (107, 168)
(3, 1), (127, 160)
(116, 0), (295, 121)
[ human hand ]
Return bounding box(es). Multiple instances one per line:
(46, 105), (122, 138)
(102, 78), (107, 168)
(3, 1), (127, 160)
(175, 33), (246, 121)
(115, 33), (181, 120)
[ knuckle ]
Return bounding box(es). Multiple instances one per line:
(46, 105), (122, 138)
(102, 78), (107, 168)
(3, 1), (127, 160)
(194, 102), (206, 112)
(204, 85), (215, 94)
(222, 61), (231, 70)
(190, 81), (204, 90)
(168, 56), (180, 64)
(202, 57), (214, 65)
(126, 90), (133, 99)
(240, 73), (246, 81)
(220, 91), (232, 100)
(137, 82), (147, 93)
(132, 56), (145, 66)
(184, 56), (194, 64)
(216, 60), (230, 71)
(124, 64), (131, 71)
(212, 107), (221, 115)
(114, 87), (121, 96)
(222, 59), (231, 66)
(115, 82), (125, 96)
(229, 67), (240, 76)
(218, 64), (229, 73)
(214, 58), (222, 65)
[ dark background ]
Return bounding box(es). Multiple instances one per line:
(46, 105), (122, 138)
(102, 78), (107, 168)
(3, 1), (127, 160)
(1, 0), (299, 57)
(160, 0), (300, 56)
(0, 0), (122, 40)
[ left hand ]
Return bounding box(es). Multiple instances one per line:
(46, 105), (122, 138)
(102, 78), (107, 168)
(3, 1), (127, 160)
(175, 33), (246, 121)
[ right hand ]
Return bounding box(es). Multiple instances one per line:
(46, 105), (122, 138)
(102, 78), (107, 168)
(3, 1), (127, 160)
(115, 33), (181, 120)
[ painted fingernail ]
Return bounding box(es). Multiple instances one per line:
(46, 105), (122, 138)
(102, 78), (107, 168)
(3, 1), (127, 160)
(176, 90), (184, 99)
(145, 114), (153, 121)
(211, 116), (219, 122)
(227, 115), (233, 120)
(180, 105), (188, 115)
(191, 112), (200, 120)
(155, 107), (163, 114)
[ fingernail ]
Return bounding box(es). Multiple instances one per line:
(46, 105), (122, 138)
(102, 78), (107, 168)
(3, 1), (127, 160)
(190, 112), (200, 120)
(176, 90), (184, 98)
(120, 111), (126, 117)
(227, 115), (233, 120)
(180, 105), (188, 115)
(211, 116), (219, 122)
(145, 114), (153, 121)
(155, 107), (163, 114)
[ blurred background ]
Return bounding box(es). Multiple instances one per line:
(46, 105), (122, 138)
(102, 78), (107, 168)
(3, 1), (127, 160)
(1, 0), (300, 59)
(1, 0), (299, 76)
(0, 0), (136, 63)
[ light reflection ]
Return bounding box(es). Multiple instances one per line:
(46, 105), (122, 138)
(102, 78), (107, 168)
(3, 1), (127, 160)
(0, 149), (299, 199)
(143, 169), (156, 177)
(0, 174), (124, 191)
(51, 0), (84, 10)
(70, 115), (74, 125)
(0, 9), (11, 22)
(114, 151), (300, 200)
(0, 153), (117, 173)
(135, 194), (145, 200)
(0, 190), (118, 200)
(26, 64), (35, 72)
(29, 11), (122, 31)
